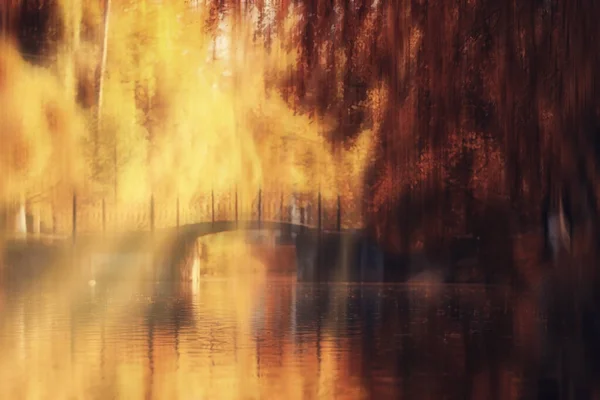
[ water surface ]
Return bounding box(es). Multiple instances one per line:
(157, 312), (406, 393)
(0, 238), (588, 399)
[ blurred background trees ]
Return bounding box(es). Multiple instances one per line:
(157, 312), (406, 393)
(1, 0), (599, 254)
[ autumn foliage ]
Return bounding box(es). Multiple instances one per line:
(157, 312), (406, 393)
(1, 0), (600, 249)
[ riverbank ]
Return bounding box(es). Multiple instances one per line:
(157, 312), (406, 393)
(1, 234), (69, 265)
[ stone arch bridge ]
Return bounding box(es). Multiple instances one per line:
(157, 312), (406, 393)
(63, 190), (369, 281)
(2, 190), (375, 283)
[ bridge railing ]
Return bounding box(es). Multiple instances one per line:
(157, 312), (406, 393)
(34, 189), (360, 238)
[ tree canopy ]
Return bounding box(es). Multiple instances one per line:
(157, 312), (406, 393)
(2, 0), (599, 246)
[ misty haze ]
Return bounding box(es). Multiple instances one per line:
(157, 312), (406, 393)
(1, 0), (599, 399)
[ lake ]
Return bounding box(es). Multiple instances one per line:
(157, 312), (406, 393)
(0, 234), (596, 399)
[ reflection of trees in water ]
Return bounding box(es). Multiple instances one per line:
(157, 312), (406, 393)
(379, 287), (521, 398)
(5, 236), (599, 397)
(536, 269), (600, 399)
(4, 254), (599, 398)
(287, 283), (600, 399)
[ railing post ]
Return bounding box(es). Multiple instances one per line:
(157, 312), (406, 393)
(235, 187), (238, 227)
(317, 191), (322, 233)
(280, 192), (283, 222)
(72, 192), (77, 243)
(336, 194), (341, 232)
(150, 194), (155, 233)
(211, 189), (215, 226)
(257, 188), (262, 229)
(176, 196), (180, 230)
(102, 198), (106, 235)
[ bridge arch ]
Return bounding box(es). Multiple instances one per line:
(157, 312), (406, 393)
(170, 220), (319, 240)
(158, 220), (324, 279)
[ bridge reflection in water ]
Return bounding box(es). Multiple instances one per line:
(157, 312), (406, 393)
(2, 230), (599, 399)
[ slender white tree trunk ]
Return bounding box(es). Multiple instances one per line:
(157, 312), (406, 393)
(97, 0), (111, 128)
(95, 0), (111, 171)
(14, 201), (26, 236)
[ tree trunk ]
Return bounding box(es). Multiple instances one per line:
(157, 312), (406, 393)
(13, 200), (27, 236)
(95, 0), (111, 167)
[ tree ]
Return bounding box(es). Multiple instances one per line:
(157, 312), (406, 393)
(0, 40), (85, 232)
